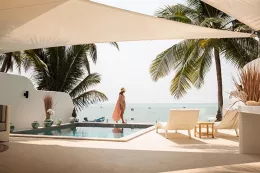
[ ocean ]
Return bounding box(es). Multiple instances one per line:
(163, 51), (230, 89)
(78, 103), (218, 124)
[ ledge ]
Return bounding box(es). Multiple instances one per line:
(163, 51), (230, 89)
(238, 105), (260, 115)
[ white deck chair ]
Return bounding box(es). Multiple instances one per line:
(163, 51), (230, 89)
(214, 109), (239, 137)
(156, 109), (199, 138)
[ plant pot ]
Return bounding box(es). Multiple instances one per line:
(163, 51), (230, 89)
(239, 106), (260, 154)
(55, 119), (62, 126)
(44, 119), (53, 127)
(31, 121), (40, 129)
(69, 117), (76, 124)
(10, 123), (15, 133)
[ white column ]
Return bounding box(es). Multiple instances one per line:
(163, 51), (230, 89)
(0, 105), (10, 142)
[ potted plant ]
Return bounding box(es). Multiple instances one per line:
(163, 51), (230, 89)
(55, 119), (62, 126)
(10, 123), (15, 132)
(43, 95), (55, 127)
(69, 117), (76, 124)
(31, 121), (40, 129)
(231, 66), (260, 154)
(69, 108), (77, 123)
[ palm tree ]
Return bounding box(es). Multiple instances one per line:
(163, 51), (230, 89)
(0, 52), (23, 73)
(150, 0), (258, 121)
(23, 45), (111, 111)
(23, 42), (119, 75)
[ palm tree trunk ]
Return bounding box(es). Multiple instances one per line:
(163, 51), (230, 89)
(214, 48), (223, 121)
(0, 53), (11, 73)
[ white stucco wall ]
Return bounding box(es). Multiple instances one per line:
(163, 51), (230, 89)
(0, 73), (74, 130)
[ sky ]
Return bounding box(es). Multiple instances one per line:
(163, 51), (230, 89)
(86, 0), (239, 104)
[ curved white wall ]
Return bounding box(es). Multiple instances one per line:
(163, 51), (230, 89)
(0, 72), (74, 130)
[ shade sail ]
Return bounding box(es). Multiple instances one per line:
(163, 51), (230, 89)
(202, 0), (260, 31)
(0, 0), (253, 53)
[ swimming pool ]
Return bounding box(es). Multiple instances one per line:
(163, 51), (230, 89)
(12, 123), (154, 141)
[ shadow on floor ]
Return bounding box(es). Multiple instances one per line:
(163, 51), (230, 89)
(175, 144), (239, 153)
(161, 162), (260, 173)
(157, 132), (206, 144)
(215, 132), (239, 142)
(0, 142), (9, 153)
(1, 141), (260, 173)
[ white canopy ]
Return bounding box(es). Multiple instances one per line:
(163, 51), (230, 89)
(202, 0), (260, 31)
(0, 0), (253, 53)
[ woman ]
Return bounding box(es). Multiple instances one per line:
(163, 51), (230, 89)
(112, 88), (126, 123)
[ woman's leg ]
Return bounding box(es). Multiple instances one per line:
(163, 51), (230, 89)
(120, 110), (125, 123)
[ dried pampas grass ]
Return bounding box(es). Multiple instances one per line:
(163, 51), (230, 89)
(44, 95), (53, 119)
(232, 67), (260, 104)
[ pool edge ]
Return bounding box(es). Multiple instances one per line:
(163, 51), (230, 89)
(10, 125), (155, 142)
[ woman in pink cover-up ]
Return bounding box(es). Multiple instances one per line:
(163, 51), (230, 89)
(112, 88), (126, 123)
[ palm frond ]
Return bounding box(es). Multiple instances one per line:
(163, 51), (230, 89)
(229, 19), (253, 33)
(109, 42), (120, 51)
(169, 40), (202, 98)
(187, 0), (202, 11)
(23, 50), (48, 70)
(192, 46), (213, 88)
(59, 45), (88, 92)
(155, 5), (199, 24)
(23, 50), (51, 89)
(12, 52), (22, 74)
(73, 90), (108, 111)
(221, 38), (258, 68)
(170, 60), (196, 98)
(83, 55), (91, 75)
(87, 44), (97, 64)
(150, 40), (195, 81)
(5, 58), (13, 73)
(200, 17), (225, 28)
(149, 47), (177, 81)
(69, 73), (101, 98)
(0, 54), (4, 65)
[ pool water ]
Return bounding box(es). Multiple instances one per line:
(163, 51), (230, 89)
(18, 127), (143, 138)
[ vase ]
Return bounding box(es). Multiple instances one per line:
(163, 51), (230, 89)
(69, 117), (76, 124)
(44, 119), (53, 127)
(31, 121), (40, 129)
(55, 119), (62, 126)
(10, 123), (15, 133)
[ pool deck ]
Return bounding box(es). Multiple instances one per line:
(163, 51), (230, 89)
(1, 129), (260, 173)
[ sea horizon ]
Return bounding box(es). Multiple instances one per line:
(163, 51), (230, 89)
(78, 102), (218, 124)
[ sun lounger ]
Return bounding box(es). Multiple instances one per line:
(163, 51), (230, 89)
(214, 109), (239, 137)
(156, 109), (199, 138)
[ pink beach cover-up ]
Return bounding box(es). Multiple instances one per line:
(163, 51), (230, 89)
(112, 94), (125, 122)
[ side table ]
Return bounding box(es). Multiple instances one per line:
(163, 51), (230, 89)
(194, 122), (215, 138)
